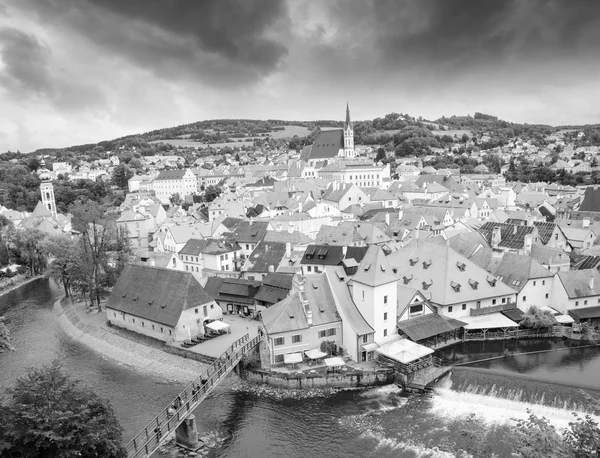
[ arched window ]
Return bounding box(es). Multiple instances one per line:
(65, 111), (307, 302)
(46, 192), (50, 200)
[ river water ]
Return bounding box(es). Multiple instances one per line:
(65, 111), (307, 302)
(2, 279), (600, 458)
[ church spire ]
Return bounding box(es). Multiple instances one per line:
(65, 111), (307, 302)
(345, 103), (351, 129)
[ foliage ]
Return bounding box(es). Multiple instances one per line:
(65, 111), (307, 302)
(110, 164), (134, 189)
(240, 351), (261, 370)
(564, 413), (600, 458)
(320, 340), (340, 357)
(201, 185), (222, 203)
(10, 228), (47, 275)
(520, 306), (557, 329)
(169, 192), (182, 206)
(512, 411), (567, 458)
(0, 361), (126, 458)
(42, 235), (82, 298)
(0, 317), (14, 352)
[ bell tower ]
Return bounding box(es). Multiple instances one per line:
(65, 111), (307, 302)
(343, 103), (354, 158)
(39, 159), (57, 219)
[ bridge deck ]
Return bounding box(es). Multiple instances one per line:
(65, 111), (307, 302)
(125, 334), (260, 458)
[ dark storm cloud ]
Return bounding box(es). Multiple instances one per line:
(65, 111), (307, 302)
(0, 27), (53, 96)
(12, 0), (289, 87)
(318, 0), (600, 73)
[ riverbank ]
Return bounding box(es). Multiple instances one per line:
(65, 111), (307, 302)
(54, 297), (210, 384)
(0, 274), (44, 298)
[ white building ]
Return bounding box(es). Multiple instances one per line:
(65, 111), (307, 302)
(153, 169), (197, 204)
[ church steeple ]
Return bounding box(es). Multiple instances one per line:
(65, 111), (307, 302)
(343, 103), (354, 158)
(345, 103), (351, 129)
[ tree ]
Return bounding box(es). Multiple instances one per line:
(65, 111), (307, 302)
(169, 192), (182, 206)
(0, 361), (126, 458)
(521, 305), (557, 329)
(375, 147), (386, 163)
(110, 164), (133, 189)
(11, 228), (47, 275)
(512, 411), (567, 458)
(0, 316), (14, 352)
(41, 235), (81, 298)
(564, 413), (600, 458)
(203, 185), (222, 203)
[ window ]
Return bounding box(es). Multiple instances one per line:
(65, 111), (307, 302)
(318, 330), (326, 338)
(383, 329), (388, 337)
(545, 293), (549, 299)
(476, 301), (481, 308)
(462, 303), (466, 310)
(203, 306), (208, 315)
(246, 244), (249, 250)
(169, 330), (172, 335)
(152, 325), (155, 330)
(584, 300), (588, 305)
(160, 327), (164, 333)
(292, 334), (302, 343)
(575, 301), (579, 306)
(274, 337), (285, 346)
(502, 298), (506, 303)
(275, 354), (284, 363)
(195, 308), (198, 314)
(448, 306), (453, 313)
(533, 281), (536, 286)
(186, 265), (189, 271)
(409, 304), (423, 314)
(114, 312), (116, 318)
(362, 335), (368, 343)
(362, 290), (365, 300)
(211, 304), (214, 309)
(522, 296), (526, 302)
(384, 312), (388, 321)
(492, 299), (497, 305)
(142, 322), (144, 327)
(542, 280), (545, 286)
(307, 266), (312, 272)
(327, 328), (336, 337)
(384, 295), (388, 304)
(132, 318), (135, 324)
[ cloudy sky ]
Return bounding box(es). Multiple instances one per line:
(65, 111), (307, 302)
(1, 0), (599, 152)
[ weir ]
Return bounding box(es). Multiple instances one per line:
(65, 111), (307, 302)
(124, 333), (261, 458)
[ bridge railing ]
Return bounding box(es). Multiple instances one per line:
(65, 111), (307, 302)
(124, 333), (261, 458)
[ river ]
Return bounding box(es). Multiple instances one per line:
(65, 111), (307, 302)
(2, 279), (600, 458)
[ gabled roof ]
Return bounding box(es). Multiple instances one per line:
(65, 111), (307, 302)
(221, 217), (243, 230)
(179, 238), (208, 256)
(262, 272), (294, 290)
(532, 221), (561, 244)
(156, 170), (188, 180)
(557, 269), (600, 299)
(478, 221), (535, 250)
(105, 265), (214, 327)
(397, 313), (466, 342)
(325, 266), (373, 335)
(32, 200), (53, 218)
(233, 221), (270, 243)
(322, 183), (357, 203)
(351, 246), (397, 287)
(300, 244), (369, 266)
(263, 229), (313, 245)
(387, 241), (516, 306)
(578, 187), (600, 212)
(299, 129), (343, 161)
(490, 252), (552, 291)
(204, 277), (260, 305)
(314, 225), (363, 246)
(243, 241), (287, 273)
(262, 274), (339, 334)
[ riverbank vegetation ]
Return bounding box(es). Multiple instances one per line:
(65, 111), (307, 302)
(0, 361), (126, 458)
(0, 317), (14, 352)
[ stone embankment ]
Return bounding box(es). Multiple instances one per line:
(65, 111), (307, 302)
(54, 298), (209, 383)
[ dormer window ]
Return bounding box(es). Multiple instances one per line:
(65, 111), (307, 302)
(409, 257), (418, 266)
(422, 280), (432, 290)
(403, 275), (412, 285)
(451, 281), (461, 292)
(487, 276), (497, 287)
(456, 262), (466, 272)
(422, 260), (432, 269)
(469, 279), (479, 290)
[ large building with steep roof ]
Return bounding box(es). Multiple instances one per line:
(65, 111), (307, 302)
(105, 265), (222, 342)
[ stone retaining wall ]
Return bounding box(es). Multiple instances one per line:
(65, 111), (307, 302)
(165, 343), (217, 365)
(54, 298), (209, 383)
(244, 368), (395, 389)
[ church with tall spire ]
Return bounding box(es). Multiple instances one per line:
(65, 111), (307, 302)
(299, 104), (356, 165)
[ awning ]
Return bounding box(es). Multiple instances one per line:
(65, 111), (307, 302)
(205, 320), (230, 332)
(555, 314), (575, 324)
(375, 338), (434, 364)
(324, 357), (346, 367)
(362, 342), (380, 352)
(283, 353), (303, 364)
(305, 349), (327, 359)
(461, 312), (519, 330)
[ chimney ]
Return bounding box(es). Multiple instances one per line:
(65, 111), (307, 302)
(492, 226), (502, 248)
(298, 201), (302, 213)
(285, 242), (291, 258)
(306, 308), (313, 326)
(513, 225), (517, 235)
(385, 212), (390, 226)
(249, 217), (253, 226)
(292, 273), (305, 293)
(523, 234), (533, 255)
(342, 246), (347, 257)
(268, 265), (275, 273)
(589, 275), (595, 290)
(583, 218), (590, 228)
(277, 223), (282, 232)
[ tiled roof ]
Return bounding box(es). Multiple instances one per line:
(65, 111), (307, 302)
(314, 225), (363, 246)
(387, 241), (516, 306)
(300, 244), (369, 266)
(243, 241), (287, 273)
(263, 230), (313, 245)
(397, 313), (466, 342)
(233, 221), (270, 243)
(299, 129), (344, 161)
(569, 253), (600, 271)
(490, 252), (552, 291)
(156, 170), (188, 180)
(557, 269), (600, 299)
(478, 221), (535, 250)
(106, 265), (214, 327)
(533, 221), (559, 245)
(351, 246), (397, 287)
(578, 187), (600, 212)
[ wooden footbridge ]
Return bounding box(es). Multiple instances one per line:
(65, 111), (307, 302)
(124, 333), (260, 458)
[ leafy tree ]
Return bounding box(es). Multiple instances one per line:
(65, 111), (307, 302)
(375, 147), (386, 163)
(203, 185), (222, 203)
(0, 361), (126, 458)
(169, 192), (182, 206)
(111, 164), (134, 189)
(41, 235), (81, 298)
(11, 228), (47, 275)
(0, 316), (14, 352)
(512, 411), (567, 458)
(521, 306), (558, 329)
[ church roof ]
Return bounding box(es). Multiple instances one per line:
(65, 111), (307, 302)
(299, 129), (343, 161)
(32, 201), (53, 218)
